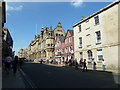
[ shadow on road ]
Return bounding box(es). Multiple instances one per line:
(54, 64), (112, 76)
(20, 62), (119, 88)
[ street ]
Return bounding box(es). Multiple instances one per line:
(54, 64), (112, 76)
(20, 62), (119, 88)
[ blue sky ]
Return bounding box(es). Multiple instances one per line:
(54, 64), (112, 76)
(5, 2), (112, 55)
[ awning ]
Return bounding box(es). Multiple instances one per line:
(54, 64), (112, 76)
(54, 56), (61, 58)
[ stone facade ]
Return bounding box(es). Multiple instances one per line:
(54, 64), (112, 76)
(0, 1), (6, 66)
(20, 22), (66, 62)
(1, 1), (13, 61)
(2, 28), (13, 57)
(73, 1), (120, 72)
(18, 48), (27, 58)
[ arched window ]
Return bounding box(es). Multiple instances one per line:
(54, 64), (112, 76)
(87, 50), (92, 60)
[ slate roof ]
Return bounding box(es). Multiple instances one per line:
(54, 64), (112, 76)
(59, 36), (65, 42)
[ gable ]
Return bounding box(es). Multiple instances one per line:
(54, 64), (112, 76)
(56, 37), (60, 43)
(66, 31), (72, 38)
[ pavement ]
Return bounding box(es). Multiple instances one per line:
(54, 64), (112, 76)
(2, 67), (26, 88)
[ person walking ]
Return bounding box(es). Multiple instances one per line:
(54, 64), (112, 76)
(102, 59), (106, 71)
(74, 58), (78, 69)
(92, 58), (97, 70)
(65, 58), (68, 65)
(79, 58), (83, 68)
(12, 56), (18, 75)
(68, 58), (72, 66)
(4, 54), (13, 74)
(19, 58), (24, 68)
(83, 59), (87, 72)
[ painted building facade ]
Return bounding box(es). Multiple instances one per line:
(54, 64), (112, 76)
(54, 30), (74, 64)
(73, 1), (120, 72)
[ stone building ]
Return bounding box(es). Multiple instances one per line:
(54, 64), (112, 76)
(0, 1), (6, 65)
(18, 48), (27, 58)
(1, 1), (13, 60)
(0, 0), (6, 27)
(2, 28), (13, 59)
(23, 22), (66, 61)
(73, 1), (120, 72)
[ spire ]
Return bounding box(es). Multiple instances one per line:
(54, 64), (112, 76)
(57, 22), (62, 27)
(34, 35), (37, 39)
(50, 26), (52, 31)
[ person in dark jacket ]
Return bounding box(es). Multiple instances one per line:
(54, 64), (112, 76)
(12, 56), (18, 74)
(83, 59), (88, 72)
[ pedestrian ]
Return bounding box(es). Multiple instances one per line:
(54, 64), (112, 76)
(47, 59), (49, 64)
(40, 59), (43, 64)
(65, 58), (68, 65)
(92, 58), (97, 70)
(79, 58), (83, 68)
(50, 59), (53, 64)
(62, 59), (65, 64)
(4, 54), (13, 74)
(12, 56), (18, 74)
(19, 58), (24, 68)
(83, 59), (87, 72)
(68, 58), (72, 66)
(102, 59), (106, 71)
(74, 58), (78, 69)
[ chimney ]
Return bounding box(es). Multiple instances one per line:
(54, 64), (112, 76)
(81, 16), (85, 20)
(34, 35), (37, 39)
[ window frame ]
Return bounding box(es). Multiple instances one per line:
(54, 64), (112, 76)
(69, 46), (73, 52)
(97, 49), (103, 61)
(78, 25), (81, 32)
(62, 48), (64, 54)
(94, 16), (100, 25)
(66, 47), (68, 53)
(96, 31), (101, 44)
(87, 50), (92, 60)
(79, 37), (82, 48)
(80, 52), (83, 59)
(69, 37), (72, 42)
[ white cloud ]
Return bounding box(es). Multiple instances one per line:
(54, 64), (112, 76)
(71, 0), (83, 8)
(6, 4), (23, 11)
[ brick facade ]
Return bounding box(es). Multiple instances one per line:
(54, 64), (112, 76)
(54, 30), (74, 64)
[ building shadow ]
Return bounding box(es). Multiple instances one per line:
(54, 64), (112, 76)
(21, 62), (119, 88)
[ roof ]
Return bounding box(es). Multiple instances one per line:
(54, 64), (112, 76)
(73, 0), (120, 27)
(68, 30), (74, 36)
(59, 36), (65, 42)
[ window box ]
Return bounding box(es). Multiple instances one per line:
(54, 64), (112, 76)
(96, 42), (101, 45)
